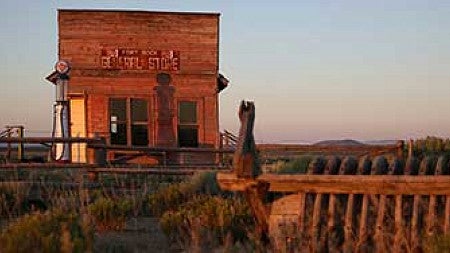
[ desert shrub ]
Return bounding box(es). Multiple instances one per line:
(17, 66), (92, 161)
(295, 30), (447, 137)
(0, 187), (17, 217)
(275, 156), (312, 174)
(87, 196), (132, 231)
(414, 136), (450, 155)
(436, 155), (450, 175)
(372, 155), (389, 175)
(34, 170), (72, 182)
(423, 234), (450, 253)
(192, 171), (221, 195)
(0, 209), (93, 253)
(148, 171), (220, 216)
(0, 183), (32, 218)
(160, 195), (253, 250)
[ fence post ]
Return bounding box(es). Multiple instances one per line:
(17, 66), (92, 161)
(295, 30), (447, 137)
(408, 139), (414, 158)
(5, 126), (13, 163)
(445, 196), (450, 233)
(17, 126), (24, 161)
(94, 136), (107, 167)
(233, 101), (270, 250)
(397, 140), (404, 160)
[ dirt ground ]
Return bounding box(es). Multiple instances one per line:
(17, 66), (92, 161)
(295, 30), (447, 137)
(94, 217), (179, 253)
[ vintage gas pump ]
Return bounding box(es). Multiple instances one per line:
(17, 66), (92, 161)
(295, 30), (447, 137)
(46, 60), (71, 162)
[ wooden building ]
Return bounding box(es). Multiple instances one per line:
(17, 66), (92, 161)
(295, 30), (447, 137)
(57, 9), (226, 163)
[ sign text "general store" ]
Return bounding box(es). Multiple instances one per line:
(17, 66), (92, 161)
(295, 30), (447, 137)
(101, 48), (180, 71)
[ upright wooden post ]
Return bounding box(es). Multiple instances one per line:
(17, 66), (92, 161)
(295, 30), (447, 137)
(245, 181), (270, 249)
(411, 194), (421, 251)
(310, 193), (323, 252)
(297, 192), (306, 243)
(396, 140), (404, 160)
(374, 194), (387, 252)
(408, 139), (414, 158)
(325, 156), (341, 252)
(344, 194), (354, 253)
(233, 100), (260, 178)
(94, 136), (107, 167)
(232, 101), (269, 250)
(444, 196), (450, 233)
(393, 195), (405, 252)
(411, 161), (426, 252)
(17, 126), (24, 161)
(6, 127), (11, 163)
(357, 197), (369, 251)
(426, 195), (437, 236)
(341, 156), (358, 253)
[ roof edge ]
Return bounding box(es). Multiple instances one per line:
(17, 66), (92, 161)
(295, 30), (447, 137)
(58, 9), (220, 16)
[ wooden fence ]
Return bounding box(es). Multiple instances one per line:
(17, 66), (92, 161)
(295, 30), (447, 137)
(217, 158), (450, 252)
(0, 136), (234, 168)
(215, 100), (450, 252)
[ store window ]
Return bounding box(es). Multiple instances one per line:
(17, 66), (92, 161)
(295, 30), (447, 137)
(110, 98), (149, 146)
(178, 101), (198, 147)
(131, 99), (148, 146)
(110, 98), (127, 145)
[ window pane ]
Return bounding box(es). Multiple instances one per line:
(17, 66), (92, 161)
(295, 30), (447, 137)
(178, 125), (198, 147)
(111, 123), (127, 145)
(131, 124), (148, 146)
(110, 98), (127, 121)
(179, 101), (197, 124)
(131, 99), (148, 122)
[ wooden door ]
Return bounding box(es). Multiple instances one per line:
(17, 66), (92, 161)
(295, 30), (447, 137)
(70, 98), (87, 163)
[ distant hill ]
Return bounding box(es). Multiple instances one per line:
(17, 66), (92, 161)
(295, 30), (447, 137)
(362, 140), (398, 146)
(314, 139), (366, 146)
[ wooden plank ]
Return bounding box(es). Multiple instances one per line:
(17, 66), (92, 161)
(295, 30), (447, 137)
(0, 137), (99, 144)
(216, 173), (450, 195)
(327, 194), (337, 251)
(374, 195), (387, 253)
(310, 193), (322, 252)
(445, 195), (450, 234)
(298, 193), (306, 239)
(0, 138), (234, 153)
(90, 144), (235, 153)
(356, 194), (369, 252)
(0, 163), (97, 169)
(393, 195), (404, 253)
(88, 168), (196, 175)
(243, 182), (270, 248)
(343, 194), (354, 253)
(268, 193), (303, 252)
(426, 195), (437, 236)
(327, 194), (336, 230)
(411, 195), (421, 251)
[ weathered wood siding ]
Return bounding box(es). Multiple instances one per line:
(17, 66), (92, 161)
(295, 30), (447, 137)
(59, 10), (220, 153)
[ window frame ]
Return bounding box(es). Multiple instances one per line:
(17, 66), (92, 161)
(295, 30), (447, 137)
(130, 98), (149, 146)
(177, 100), (199, 147)
(109, 97), (150, 146)
(110, 98), (128, 145)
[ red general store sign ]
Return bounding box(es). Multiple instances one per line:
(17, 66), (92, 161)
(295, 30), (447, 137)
(101, 48), (180, 71)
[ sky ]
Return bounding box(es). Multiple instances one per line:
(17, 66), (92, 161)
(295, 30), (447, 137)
(1, 0), (450, 143)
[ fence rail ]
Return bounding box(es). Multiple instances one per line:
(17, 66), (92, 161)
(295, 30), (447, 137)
(217, 173), (450, 195)
(0, 136), (235, 168)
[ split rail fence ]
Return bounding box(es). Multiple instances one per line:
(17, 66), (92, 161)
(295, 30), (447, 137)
(0, 136), (234, 167)
(218, 164), (450, 252)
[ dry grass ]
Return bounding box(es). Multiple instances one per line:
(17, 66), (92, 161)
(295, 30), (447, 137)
(2, 166), (450, 252)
